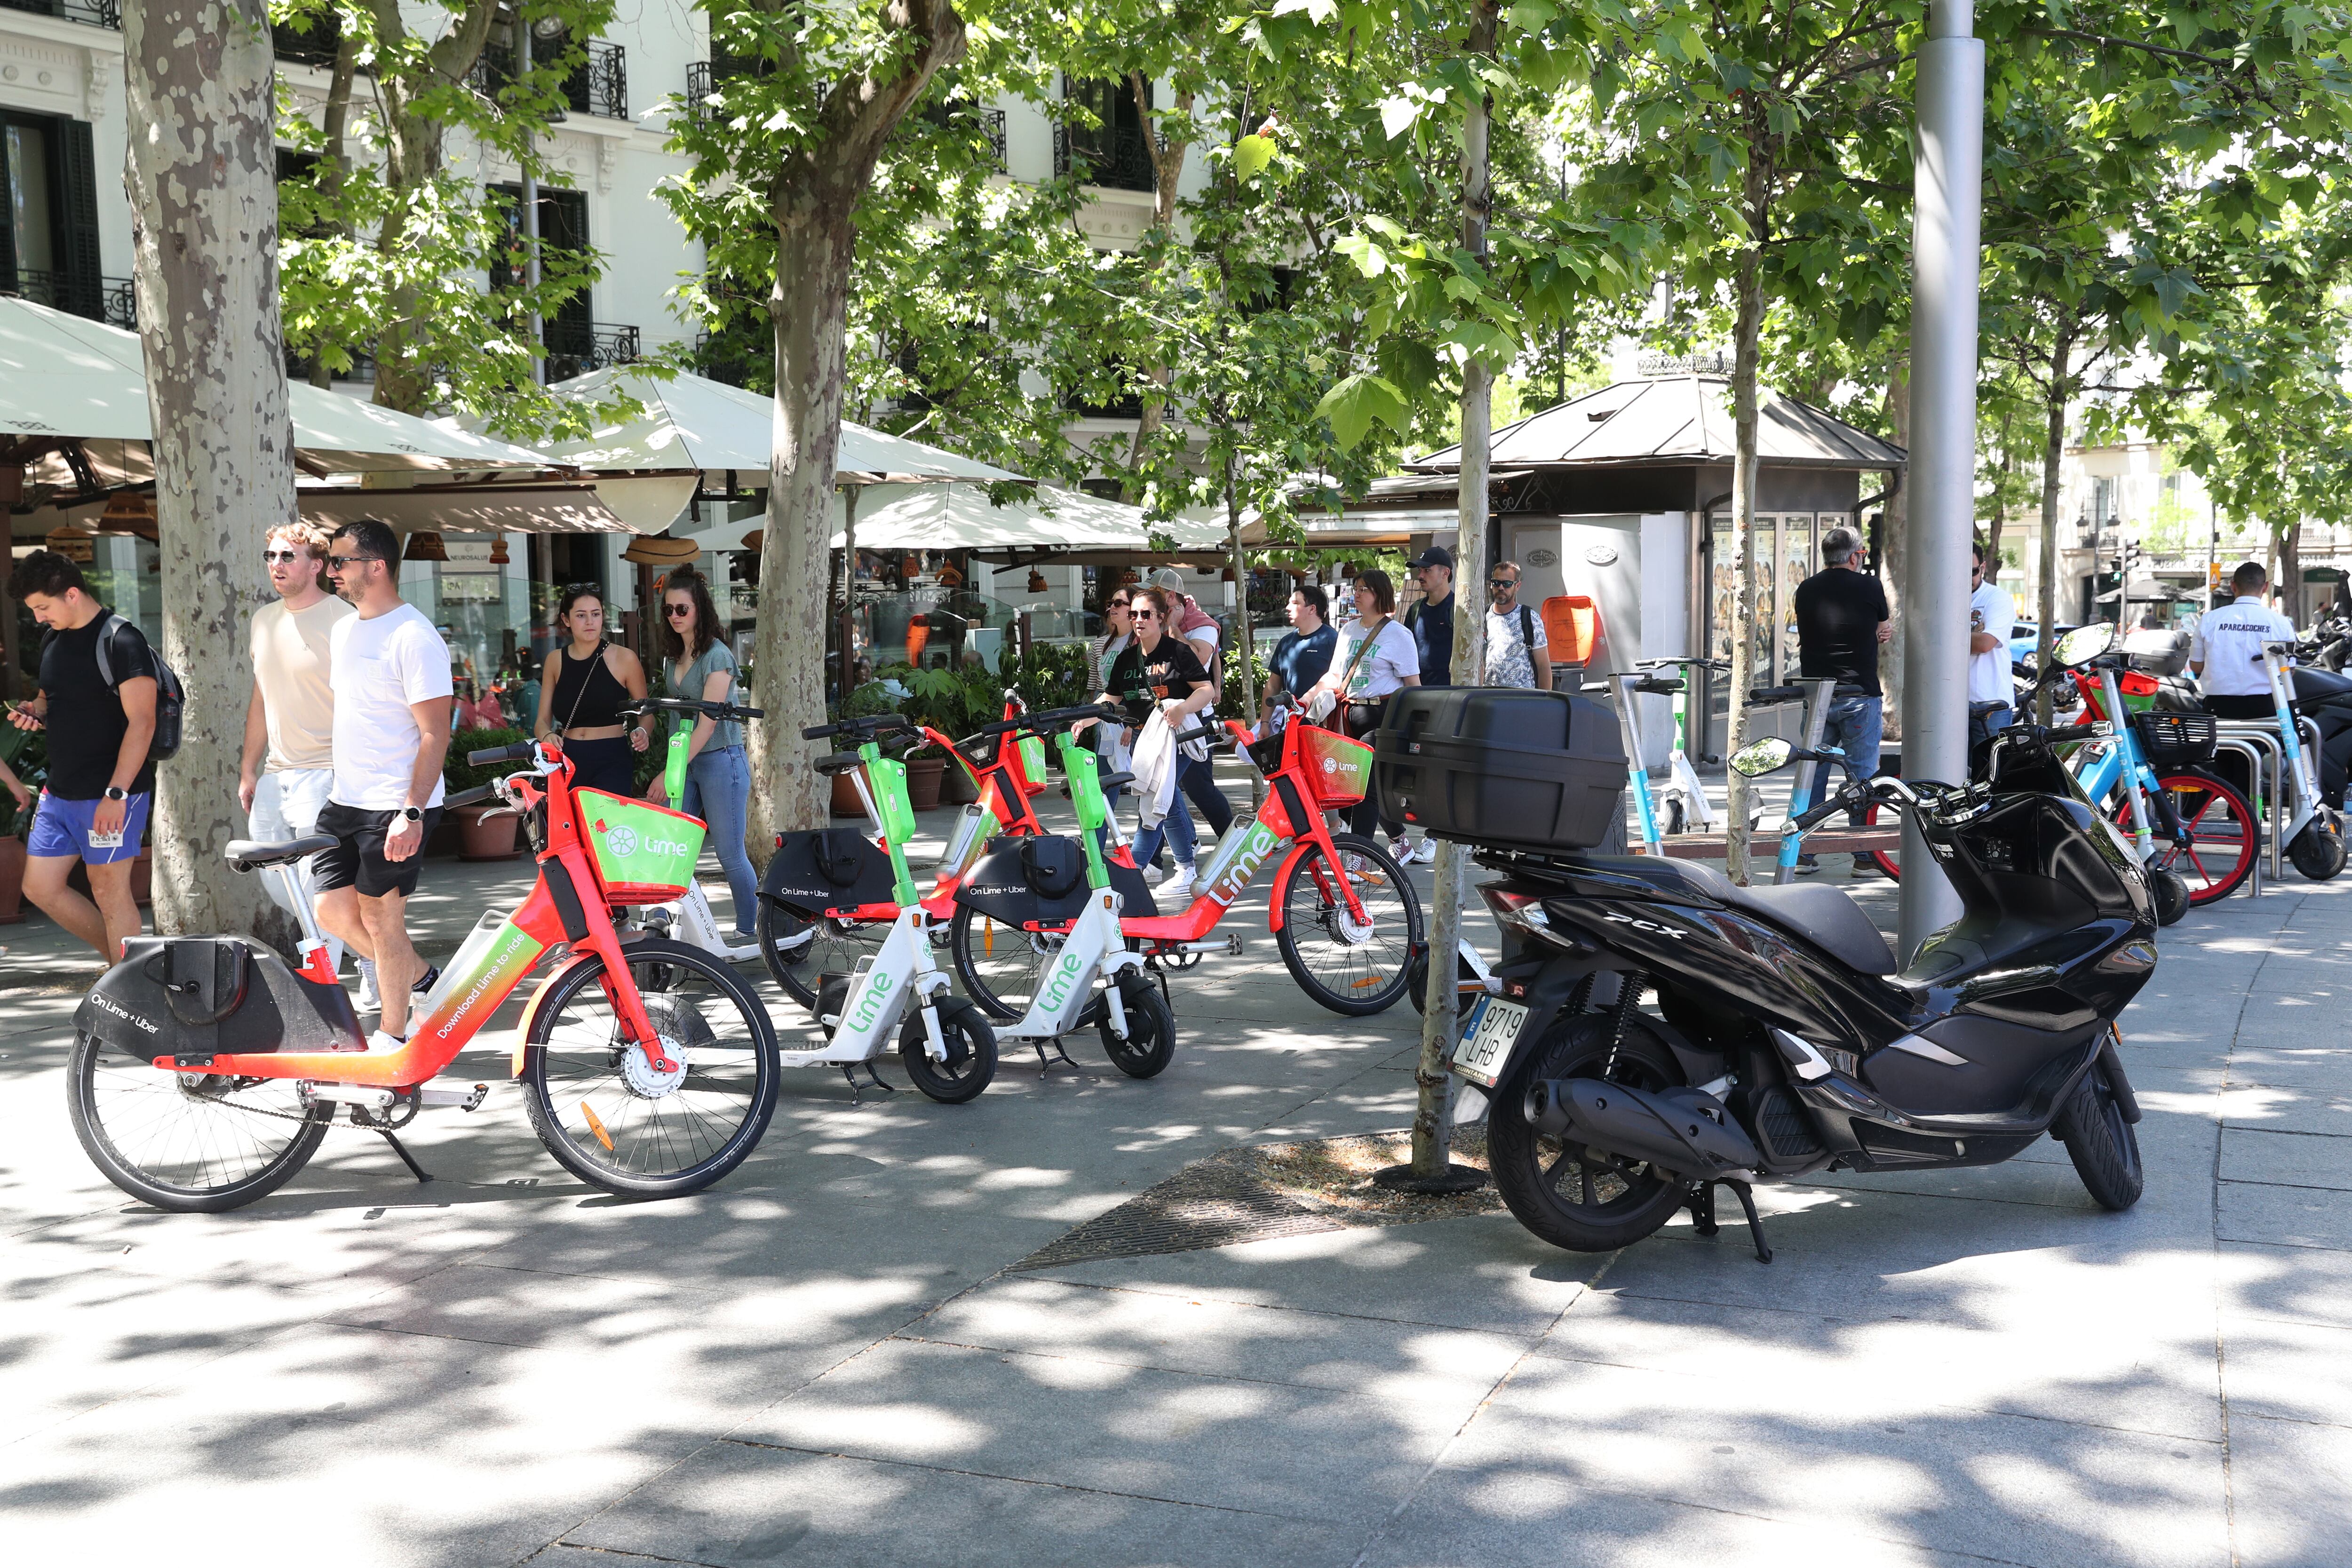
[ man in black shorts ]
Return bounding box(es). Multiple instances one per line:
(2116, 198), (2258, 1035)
(315, 520), (453, 1048)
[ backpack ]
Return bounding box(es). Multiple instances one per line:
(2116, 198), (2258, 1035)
(93, 613), (186, 763)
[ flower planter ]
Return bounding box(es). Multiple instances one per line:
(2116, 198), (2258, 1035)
(904, 756), (946, 812)
(831, 769), (866, 817)
(0, 835), (25, 924)
(456, 803), (524, 861)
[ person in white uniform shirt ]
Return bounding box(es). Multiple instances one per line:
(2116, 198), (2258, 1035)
(1967, 541), (2017, 749)
(2190, 561), (2297, 720)
(312, 519), (453, 1050)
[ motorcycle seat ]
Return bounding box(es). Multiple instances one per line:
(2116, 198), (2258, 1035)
(1581, 855), (1898, 976)
(224, 834), (337, 872)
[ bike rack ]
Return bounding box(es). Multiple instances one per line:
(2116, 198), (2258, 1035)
(2212, 723), (2289, 886)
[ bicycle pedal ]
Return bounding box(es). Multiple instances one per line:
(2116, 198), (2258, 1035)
(417, 1082), (491, 1112)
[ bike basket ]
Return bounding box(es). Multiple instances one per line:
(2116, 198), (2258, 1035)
(579, 790), (707, 903)
(1294, 723), (1373, 808)
(2132, 710), (2218, 769)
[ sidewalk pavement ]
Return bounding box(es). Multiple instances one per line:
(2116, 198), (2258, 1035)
(3, 770), (2348, 1566)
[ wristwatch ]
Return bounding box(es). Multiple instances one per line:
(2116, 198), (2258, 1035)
(399, 805), (423, 823)
(103, 786), (128, 802)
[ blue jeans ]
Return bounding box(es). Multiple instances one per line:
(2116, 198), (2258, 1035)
(1793, 695), (1884, 823)
(1131, 784), (1198, 870)
(681, 744), (758, 937)
(1178, 749), (1234, 836)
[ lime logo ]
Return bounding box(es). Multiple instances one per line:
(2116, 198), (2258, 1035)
(1038, 952), (1086, 1011)
(1322, 757), (1337, 774)
(605, 824), (639, 859)
(849, 969), (891, 1031)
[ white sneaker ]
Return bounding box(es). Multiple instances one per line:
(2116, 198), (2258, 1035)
(1160, 865), (1198, 904)
(1143, 864), (1167, 887)
(368, 1028), (406, 1053)
(355, 958), (380, 1011)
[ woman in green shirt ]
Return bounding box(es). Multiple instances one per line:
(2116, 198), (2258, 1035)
(661, 570), (757, 943)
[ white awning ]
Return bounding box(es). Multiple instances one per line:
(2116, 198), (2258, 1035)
(831, 484), (1224, 553)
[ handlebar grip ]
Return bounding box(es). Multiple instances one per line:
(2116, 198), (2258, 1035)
(466, 741), (535, 767)
(802, 723), (839, 741)
(1634, 678), (1685, 695)
(444, 783), (495, 809)
(1748, 685), (1804, 704)
(1792, 797), (1849, 833)
(735, 705), (765, 720)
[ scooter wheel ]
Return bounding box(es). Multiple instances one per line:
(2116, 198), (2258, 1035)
(897, 997), (998, 1104)
(2052, 1051), (2143, 1211)
(2289, 812), (2348, 882)
(2151, 870), (2190, 926)
(1488, 1013), (1686, 1254)
(1098, 973), (1176, 1079)
(1404, 945), (1484, 1017)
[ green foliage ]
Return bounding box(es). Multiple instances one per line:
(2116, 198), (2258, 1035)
(0, 725), (45, 838)
(440, 728), (535, 796)
(1005, 641), (1096, 720)
(1222, 646), (1269, 716)
(899, 664), (975, 736)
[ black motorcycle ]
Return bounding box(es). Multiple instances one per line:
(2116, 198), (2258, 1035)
(1371, 626), (2152, 1263)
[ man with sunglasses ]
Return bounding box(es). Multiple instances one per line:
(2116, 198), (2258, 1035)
(1484, 561), (1551, 690)
(315, 519), (453, 1048)
(239, 521), (358, 983)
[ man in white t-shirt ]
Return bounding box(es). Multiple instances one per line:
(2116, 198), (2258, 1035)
(2190, 561), (2297, 720)
(314, 519), (454, 1048)
(240, 521), (356, 978)
(1967, 541), (2017, 749)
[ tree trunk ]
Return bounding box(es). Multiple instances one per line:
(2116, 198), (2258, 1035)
(2281, 518), (2303, 624)
(1224, 451), (1257, 725)
(121, 0), (296, 944)
(2034, 325), (2073, 722)
(1722, 165), (1769, 887)
(1879, 357), (1911, 741)
(1404, 0), (1496, 1189)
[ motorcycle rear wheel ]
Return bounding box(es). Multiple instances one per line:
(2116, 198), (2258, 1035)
(1489, 1011), (1687, 1254)
(2052, 1053), (2143, 1211)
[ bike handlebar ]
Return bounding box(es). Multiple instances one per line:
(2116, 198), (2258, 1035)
(971, 703), (1122, 738)
(623, 696), (765, 722)
(466, 740), (537, 767)
(803, 714), (913, 742)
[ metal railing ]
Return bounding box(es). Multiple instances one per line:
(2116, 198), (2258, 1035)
(1, 0), (121, 29)
(544, 319), (639, 383)
(1052, 123), (1157, 192)
(271, 15), (340, 67)
(1, 268), (133, 328)
(472, 38), (628, 119)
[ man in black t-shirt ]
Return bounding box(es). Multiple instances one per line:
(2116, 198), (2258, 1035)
(8, 550), (158, 958)
(1789, 526), (1891, 876)
(1404, 545), (1456, 686)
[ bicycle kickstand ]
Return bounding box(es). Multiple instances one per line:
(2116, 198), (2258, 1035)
(378, 1130), (432, 1185)
(1034, 1040), (1084, 1077)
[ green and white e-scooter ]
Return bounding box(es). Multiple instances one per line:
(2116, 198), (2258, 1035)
(951, 708), (1176, 1079)
(780, 714), (1000, 1103)
(626, 696), (768, 963)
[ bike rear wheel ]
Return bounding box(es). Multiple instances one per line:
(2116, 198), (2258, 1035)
(520, 939), (780, 1198)
(1863, 799), (1903, 880)
(757, 899), (886, 1015)
(2132, 771), (2257, 905)
(1275, 833), (1423, 1015)
(67, 1031), (328, 1212)
(948, 903), (1067, 1022)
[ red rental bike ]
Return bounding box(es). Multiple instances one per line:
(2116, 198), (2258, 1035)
(66, 724), (780, 1212)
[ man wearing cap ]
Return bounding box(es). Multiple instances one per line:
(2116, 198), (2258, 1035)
(1403, 546), (1456, 690)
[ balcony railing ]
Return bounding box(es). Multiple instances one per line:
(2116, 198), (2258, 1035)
(472, 38), (628, 120)
(545, 319), (639, 383)
(1, 0), (121, 29)
(2, 269), (133, 328)
(1052, 124), (1156, 193)
(271, 14), (340, 67)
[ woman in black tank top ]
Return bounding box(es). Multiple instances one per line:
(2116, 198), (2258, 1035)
(533, 586), (650, 797)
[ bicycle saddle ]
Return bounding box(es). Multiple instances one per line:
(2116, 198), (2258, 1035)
(224, 834), (336, 871)
(813, 754), (864, 777)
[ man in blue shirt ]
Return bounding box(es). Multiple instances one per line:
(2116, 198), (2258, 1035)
(1264, 584), (1338, 708)
(1404, 544), (1455, 686)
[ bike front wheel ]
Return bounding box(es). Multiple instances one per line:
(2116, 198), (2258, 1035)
(520, 939), (780, 1198)
(2135, 771), (2257, 905)
(67, 1032), (328, 1213)
(897, 996), (999, 1103)
(1097, 971), (1176, 1078)
(757, 899), (886, 1015)
(1275, 833), (1423, 1015)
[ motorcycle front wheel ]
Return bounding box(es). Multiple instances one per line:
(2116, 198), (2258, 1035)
(2052, 1051), (2143, 1210)
(1488, 1011), (1687, 1254)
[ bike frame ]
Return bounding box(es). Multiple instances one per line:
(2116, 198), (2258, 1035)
(144, 740), (676, 1089)
(993, 730), (1143, 1043)
(2070, 665), (2167, 859)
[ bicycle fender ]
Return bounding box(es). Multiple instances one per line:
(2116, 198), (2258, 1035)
(510, 949), (607, 1078)
(1265, 840), (1324, 934)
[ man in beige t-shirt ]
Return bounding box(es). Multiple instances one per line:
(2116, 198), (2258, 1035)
(240, 521), (356, 973)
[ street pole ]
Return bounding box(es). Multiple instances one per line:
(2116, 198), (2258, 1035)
(1898, 0), (1984, 960)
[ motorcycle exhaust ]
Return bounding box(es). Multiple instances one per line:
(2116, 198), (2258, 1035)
(1523, 1077), (1767, 1180)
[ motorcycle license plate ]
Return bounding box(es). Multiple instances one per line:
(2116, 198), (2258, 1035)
(1450, 996), (1528, 1088)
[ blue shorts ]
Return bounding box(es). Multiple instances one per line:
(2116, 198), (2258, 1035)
(28, 790), (151, 866)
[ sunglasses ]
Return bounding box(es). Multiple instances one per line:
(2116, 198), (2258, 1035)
(1488, 577), (1516, 589)
(264, 549), (311, 565)
(665, 603), (695, 618)
(325, 553), (381, 569)
(1134, 608), (1159, 620)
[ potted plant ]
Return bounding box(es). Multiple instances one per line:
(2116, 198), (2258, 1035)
(830, 677), (902, 815)
(440, 725), (533, 860)
(898, 667), (969, 812)
(0, 727), (42, 924)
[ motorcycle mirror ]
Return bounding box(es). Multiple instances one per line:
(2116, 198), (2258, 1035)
(2053, 622), (2116, 669)
(1730, 737), (1796, 777)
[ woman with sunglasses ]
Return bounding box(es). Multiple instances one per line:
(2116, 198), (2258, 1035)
(1091, 587), (1215, 902)
(1089, 588), (1138, 829)
(660, 570), (760, 945)
(533, 584), (649, 798)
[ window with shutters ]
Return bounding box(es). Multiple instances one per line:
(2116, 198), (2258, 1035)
(0, 111), (103, 322)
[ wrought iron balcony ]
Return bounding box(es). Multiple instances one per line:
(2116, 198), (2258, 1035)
(684, 48), (771, 121)
(1, 0), (121, 29)
(271, 13), (340, 67)
(544, 319), (639, 383)
(1, 268), (133, 328)
(1052, 123), (1156, 193)
(472, 38), (628, 120)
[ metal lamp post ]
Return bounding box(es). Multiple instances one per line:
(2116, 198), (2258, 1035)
(1898, 0), (1985, 958)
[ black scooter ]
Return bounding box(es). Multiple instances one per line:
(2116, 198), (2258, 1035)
(1453, 625), (2153, 1262)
